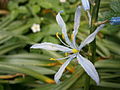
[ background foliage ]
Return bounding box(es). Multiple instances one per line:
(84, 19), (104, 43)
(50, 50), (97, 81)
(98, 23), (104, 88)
(0, 0), (120, 90)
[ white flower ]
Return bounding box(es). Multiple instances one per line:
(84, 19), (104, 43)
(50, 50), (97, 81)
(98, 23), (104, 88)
(60, 0), (66, 3)
(31, 6), (105, 85)
(31, 24), (40, 33)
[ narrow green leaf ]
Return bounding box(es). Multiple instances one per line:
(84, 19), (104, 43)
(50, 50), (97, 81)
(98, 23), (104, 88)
(0, 63), (54, 83)
(99, 81), (120, 88)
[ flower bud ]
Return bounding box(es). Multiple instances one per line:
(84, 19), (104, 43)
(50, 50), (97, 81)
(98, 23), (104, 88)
(81, 0), (90, 11)
(110, 17), (120, 25)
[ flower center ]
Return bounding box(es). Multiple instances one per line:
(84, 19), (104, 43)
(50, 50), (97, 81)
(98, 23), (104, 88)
(72, 49), (79, 53)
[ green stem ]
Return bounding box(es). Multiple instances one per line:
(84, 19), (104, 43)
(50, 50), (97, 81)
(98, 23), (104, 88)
(84, 0), (101, 90)
(84, 74), (90, 90)
(90, 0), (101, 63)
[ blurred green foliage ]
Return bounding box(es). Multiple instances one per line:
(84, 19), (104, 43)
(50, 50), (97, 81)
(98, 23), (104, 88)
(0, 0), (120, 90)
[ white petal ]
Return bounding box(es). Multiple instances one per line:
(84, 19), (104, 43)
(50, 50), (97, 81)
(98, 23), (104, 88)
(74, 6), (81, 32)
(77, 54), (99, 85)
(81, 0), (90, 11)
(56, 12), (73, 48)
(56, 54), (77, 60)
(72, 6), (82, 47)
(79, 24), (105, 50)
(31, 42), (72, 52)
(54, 55), (75, 83)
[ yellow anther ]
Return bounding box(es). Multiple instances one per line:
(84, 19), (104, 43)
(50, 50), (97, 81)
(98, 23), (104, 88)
(49, 58), (56, 60)
(45, 79), (55, 84)
(56, 32), (59, 38)
(65, 52), (68, 56)
(62, 33), (65, 39)
(71, 34), (74, 40)
(72, 49), (79, 53)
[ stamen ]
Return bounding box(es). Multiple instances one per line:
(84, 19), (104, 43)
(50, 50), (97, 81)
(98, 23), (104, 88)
(65, 52), (69, 56)
(87, 11), (91, 26)
(56, 32), (59, 38)
(71, 34), (74, 40)
(49, 58), (56, 60)
(62, 33), (65, 39)
(50, 54), (76, 61)
(72, 49), (79, 53)
(56, 32), (70, 47)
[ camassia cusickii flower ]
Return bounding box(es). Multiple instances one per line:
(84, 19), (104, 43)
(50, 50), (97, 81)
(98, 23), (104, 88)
(31, 6), (105, 85)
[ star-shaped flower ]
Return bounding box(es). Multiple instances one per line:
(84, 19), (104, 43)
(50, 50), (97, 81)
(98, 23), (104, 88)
(31, 24), (40, 33)
(31, 6), (105, 85)
(59, 0), (66, 3)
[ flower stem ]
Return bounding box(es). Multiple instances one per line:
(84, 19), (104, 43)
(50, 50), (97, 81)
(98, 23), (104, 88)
(84, 74), (90, 90)
(84, 0), (101, 90)
(90, 0), (101, 63)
